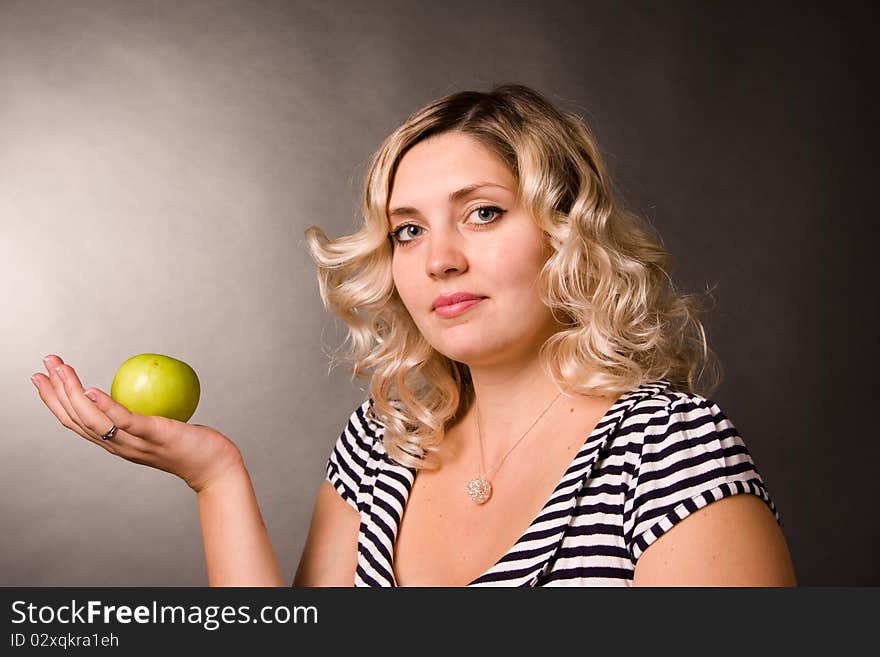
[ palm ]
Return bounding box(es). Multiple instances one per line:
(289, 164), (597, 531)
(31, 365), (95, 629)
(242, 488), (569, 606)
(33, 355), (242, 494)
(141, 416), (242, 492)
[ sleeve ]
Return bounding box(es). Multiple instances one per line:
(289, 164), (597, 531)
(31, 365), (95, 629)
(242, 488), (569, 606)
(325, 399), (378, 514)
(624, 392), (780, 564)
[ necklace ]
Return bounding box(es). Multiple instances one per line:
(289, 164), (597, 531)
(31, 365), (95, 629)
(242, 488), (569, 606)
(465, 390), (563, 505)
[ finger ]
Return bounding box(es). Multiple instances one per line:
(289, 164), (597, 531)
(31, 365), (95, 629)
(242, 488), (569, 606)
(54, 364), (156, 454)
(32, 372), (99, 444)
(33, 373), (157, 466)
(42, 355), (87, 431)
(46, 367), (160, 459)
(53, 364), (119, 440)
(78, 386), (164, 448)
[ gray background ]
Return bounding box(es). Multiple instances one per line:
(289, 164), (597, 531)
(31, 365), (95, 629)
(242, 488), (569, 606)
(1, 0), (875, 586)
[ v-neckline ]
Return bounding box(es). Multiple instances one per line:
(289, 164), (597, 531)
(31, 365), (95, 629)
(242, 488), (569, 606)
(383, 381), (666, 587)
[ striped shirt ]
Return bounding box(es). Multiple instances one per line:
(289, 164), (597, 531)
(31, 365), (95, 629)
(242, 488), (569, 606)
(325, 379), (780, 586)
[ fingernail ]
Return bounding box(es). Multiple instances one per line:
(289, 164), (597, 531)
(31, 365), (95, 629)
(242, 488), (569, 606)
(84, 390), (97, 402)
(31, 375), (39, 389)
(55, 366), (67, 382)
(43, 355), (53, 368)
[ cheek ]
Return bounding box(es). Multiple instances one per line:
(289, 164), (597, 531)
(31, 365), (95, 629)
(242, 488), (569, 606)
(483, 237), (546, 295)
(391, 259), (419, 313)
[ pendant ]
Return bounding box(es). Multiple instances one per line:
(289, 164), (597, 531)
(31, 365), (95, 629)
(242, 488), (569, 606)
(466, 477), (492, 505)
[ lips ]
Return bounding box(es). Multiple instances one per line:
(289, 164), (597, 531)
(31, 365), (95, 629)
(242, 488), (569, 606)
(432, 292), (485, 310)
(432, 292), (487, 319)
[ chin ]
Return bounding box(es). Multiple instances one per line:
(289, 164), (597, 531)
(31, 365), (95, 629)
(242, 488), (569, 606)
(429, 335), (512, 367)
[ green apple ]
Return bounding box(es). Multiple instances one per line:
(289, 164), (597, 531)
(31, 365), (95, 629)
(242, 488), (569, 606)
(110, 353), (200, 422)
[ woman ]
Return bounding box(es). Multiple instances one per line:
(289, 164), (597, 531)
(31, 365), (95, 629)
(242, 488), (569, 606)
(32, 84), (796, 586)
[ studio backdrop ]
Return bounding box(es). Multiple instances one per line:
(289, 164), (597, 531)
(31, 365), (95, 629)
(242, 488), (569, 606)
(1, 0), (874, 586)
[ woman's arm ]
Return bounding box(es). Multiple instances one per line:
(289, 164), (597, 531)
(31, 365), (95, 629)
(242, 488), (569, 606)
(197, 460), (285, 587)
(32, 355), (285, 586)
(293, 481), (360, 586)
(632, 493), (797, 586)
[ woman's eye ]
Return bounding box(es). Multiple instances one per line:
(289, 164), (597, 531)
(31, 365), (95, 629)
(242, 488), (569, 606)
(392, 224), (423, 244)
(468, 206), (504, 224)
(391, 206), (505, 245)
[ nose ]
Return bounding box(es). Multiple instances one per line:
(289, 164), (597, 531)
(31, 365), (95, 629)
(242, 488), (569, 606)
(426, 224), (468, 279)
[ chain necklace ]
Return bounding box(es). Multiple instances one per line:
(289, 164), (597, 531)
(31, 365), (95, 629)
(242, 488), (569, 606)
(465, 391), (563, 505)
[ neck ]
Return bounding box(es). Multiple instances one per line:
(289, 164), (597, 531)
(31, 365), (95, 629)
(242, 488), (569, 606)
(465, 352), (565, 465)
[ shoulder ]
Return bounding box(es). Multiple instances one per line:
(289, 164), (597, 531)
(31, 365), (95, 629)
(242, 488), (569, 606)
(612, 383), (780, 562)
(621, 389), (795, 584)
(621, 383), (728, 425)
(345, 397), (386, 443)
(324, 398), (388, 513)
(615, 384), (745, 459)
(618, 383), (757, 482)
(330, 398), (389, 465)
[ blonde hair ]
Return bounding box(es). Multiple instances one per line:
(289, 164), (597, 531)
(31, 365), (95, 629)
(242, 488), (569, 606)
(305, 84), (722, 470)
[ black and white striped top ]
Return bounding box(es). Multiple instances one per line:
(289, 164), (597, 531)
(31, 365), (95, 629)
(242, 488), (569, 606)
(325, 379), (780, 586)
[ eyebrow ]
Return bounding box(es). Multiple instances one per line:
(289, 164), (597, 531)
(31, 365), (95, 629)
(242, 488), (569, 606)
(388, 182), (511, 220)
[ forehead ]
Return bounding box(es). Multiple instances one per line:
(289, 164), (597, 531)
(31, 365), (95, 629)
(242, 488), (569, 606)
(388, 132), (514, 206)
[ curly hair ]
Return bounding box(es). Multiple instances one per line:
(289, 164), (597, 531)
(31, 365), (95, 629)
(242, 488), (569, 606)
(304, 84), (722, 470)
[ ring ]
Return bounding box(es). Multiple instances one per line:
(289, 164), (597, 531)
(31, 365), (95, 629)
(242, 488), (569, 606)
(100, 424), (118, 441)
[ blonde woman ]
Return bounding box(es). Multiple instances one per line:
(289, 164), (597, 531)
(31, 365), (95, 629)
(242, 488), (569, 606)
(33, 84), (796, 587)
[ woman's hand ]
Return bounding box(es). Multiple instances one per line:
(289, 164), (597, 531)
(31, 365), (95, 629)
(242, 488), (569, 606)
(32, 354), (243, 494)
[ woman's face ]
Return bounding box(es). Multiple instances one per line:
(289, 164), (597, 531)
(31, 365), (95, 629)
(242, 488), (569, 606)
(388, 131), (563, 368)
